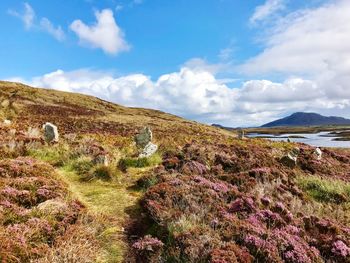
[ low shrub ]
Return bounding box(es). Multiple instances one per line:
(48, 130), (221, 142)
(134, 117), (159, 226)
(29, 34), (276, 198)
(137, 174), (159, 190)
(118, 153), (162, 172)
(70, 156), (94, 176)
(0, 157), (86, 262)
(81, 164), (116, 182)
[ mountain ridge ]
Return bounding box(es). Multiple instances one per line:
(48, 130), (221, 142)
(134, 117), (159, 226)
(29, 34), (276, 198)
(262, 112), (350, 127)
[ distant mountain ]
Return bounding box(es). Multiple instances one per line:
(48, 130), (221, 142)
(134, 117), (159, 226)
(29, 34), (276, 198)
(262, 112), (350, 127)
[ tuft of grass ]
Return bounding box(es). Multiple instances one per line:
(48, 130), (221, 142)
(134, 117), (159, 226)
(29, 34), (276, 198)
(70, 156), (94, 176)
(82, 164), (117, 182)
(118, 153), (162, 172)
(297, 175), (350, 204)
(27, 144), (73, 166)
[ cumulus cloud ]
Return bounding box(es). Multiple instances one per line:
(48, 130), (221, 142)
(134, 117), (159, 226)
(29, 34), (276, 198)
(243, 0), (350, 75)
(9, 2), (65, 41)
(70, 9), (130, 55)
(250, 0), (285, 24)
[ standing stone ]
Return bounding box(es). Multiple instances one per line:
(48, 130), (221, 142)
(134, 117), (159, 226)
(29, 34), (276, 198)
(280, 147), (300, 168)
(139, 142), (158, 158)
(314, 147), (322, 160)
(43, 122), (59, 143)
(280, 153), (297, 168)
(135, 127), (152, 149)
(237, 128), (245, 139)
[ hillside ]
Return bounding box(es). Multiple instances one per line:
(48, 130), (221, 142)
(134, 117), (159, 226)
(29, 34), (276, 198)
(262, 112), (350, 127)
(0, 81), (349, 263)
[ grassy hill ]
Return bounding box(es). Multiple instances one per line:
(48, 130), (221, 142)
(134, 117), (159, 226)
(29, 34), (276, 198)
(0, 81), (349, 263)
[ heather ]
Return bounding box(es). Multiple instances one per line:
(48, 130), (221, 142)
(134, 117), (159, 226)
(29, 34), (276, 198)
(136, 142), (350, 262)
(0, 157), (88, 262)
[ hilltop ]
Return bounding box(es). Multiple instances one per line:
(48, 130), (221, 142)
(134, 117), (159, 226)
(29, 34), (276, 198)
(262, 112), (350, 127)
(0, 81), (349, 263)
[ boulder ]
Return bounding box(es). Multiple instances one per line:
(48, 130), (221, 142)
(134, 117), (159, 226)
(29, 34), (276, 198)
(139, 142), (158, 158)
(37, 199), (67, 216)
(314, 147), (322, 160)
(135, 127), (153, 149)
(43, 122), (59, 143)
(280, 152), (298, 168)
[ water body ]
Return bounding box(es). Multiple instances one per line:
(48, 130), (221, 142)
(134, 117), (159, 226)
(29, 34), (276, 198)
(248, 131), (350, 148)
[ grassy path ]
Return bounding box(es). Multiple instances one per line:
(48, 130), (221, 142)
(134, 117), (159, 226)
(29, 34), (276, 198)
(57, 167), (148, 262)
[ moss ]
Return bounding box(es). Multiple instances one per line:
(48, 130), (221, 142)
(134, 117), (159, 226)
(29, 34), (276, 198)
(297, 175), (350, 204)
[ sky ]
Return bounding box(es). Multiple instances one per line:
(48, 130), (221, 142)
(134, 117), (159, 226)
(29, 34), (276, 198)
(1, 0), (350, 127)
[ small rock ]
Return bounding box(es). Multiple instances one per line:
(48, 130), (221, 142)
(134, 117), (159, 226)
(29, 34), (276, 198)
(43, 122), (59, 143)
(3, 119), (11, 126)
(139, 142), (158, 158)
(93, 154), (109, 166)
(314, 147), (322, 160)
(37, 199), (67, 216)
(280, 153), (297, 168)
(135, 127), (152, 149)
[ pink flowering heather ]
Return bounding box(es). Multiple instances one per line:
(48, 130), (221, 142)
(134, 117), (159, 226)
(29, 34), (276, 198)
(261, 197), (271, 206)
(133, 235), (163, 251)
(331, 240), (350, 258)
(193, 176), (230, 193)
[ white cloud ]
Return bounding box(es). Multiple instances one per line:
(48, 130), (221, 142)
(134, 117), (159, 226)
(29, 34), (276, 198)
(250, 0), (285, 24)
(8, 2), (35, 29)
(70, 9), (130, 55)
(243, 0), (350, 75)
(9, 2), (65, 41)
(13, 63), (350, 127)
(40, 18), (65, 41)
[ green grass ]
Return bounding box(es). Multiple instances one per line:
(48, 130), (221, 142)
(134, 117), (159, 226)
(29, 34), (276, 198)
(118, 153), (162, 171)
(58, 166), (144, 262)
(297, 175), (350, 204)
(27, 144), (73, 166)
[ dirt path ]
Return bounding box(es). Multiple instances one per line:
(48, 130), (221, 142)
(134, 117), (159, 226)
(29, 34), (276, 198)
(58, 167), (148, 262)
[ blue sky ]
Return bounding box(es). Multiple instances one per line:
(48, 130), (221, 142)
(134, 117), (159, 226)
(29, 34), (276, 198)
(1, 0), (350, 126)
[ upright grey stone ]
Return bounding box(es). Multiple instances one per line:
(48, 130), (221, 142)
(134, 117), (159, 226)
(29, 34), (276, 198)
(135, 127), (152, 149)
(43, 122), (59, 143)
(237, 128), (245, 139)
